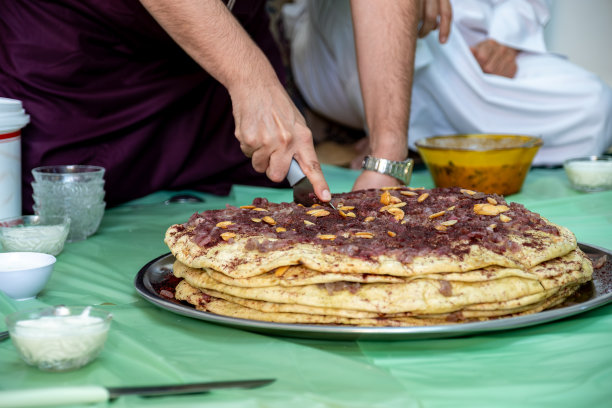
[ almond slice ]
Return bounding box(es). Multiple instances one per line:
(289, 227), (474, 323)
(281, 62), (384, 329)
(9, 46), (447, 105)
(306, 209), (330, 217)
(303, 220), (315, 226)
(354, 232), (374, 239)
(262, 216), (276, 225)
(428, 211), (446, 219)
(474, 203), (509, 216)
(216, 221), (234, 229)
(274, 265), (290, 277)
(400, 191), (418, 196)
(318, 234), (336, 240)
(251, 218), (262, 223)
(220, 232), (236, 241)
(276, 227), (287, 232)
(499, 214), (512, 223)
(487, 197), (498, 205)
(364, 216), (375, 222)
(417, 193), (429, 202)
(387, 231), (397, 237)
(240, 205), (256, 209)
(440, 219), (458, 226)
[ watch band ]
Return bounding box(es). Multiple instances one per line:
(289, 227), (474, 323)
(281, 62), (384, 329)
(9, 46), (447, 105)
(361, 156), (414, 185)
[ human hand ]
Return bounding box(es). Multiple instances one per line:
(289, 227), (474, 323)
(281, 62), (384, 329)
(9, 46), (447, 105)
(229, 81), (331, 202)
(418, 0), (452, 43)
(353, 170), (402, 192)
(470, 39), (520, 78)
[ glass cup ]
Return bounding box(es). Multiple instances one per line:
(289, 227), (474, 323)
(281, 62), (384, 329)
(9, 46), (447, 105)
(31, 165), (106, 242)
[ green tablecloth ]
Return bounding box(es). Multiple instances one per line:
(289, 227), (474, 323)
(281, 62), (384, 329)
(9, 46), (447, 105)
(1, 165), (611, 408)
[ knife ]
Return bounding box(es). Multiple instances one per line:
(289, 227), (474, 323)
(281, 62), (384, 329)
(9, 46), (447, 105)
(287, 158), (317, 207)
(0, 378), (275, 407)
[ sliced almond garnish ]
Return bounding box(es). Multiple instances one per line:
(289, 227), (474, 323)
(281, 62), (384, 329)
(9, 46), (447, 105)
(240, 205), (255, 209)
(387, 207), (405, 221)
(274, 265), (290, 277)
(318, 234), (336, 240)
(387, 231), (397, 237)
(487, 197), (498, 205)
(354, 232), (374, 239)
(220, 232), (236, 241)
(310, 203), (321, 207)
(262, 216), (276, 225)
(364, 216), (375, 222)
(446, 206), (456, 211)
(400, 191), (418, 196)
(488, 223), (497, 230)
(460, 189), (476, 195)
(401, 219), (408, 224)
(440, 219), (458, 226)
(499, 214), (512, 223)
(473, 203), (510, 216)
(251, 218), (262, 223)
(380, 191), (392, 205)
(306, 209), (330, 217)
(379, 202), (406, 212)
(382, 186), (402, 190)
(435, 225), (447, 231)
(303, 220), (315, 226)
(276, 227), (286, 232)
(407, 186), (425, 190)
(252, 207), (268, 212)
(216, 221), (234, 229)
(429, 211), (445, 219)
(339, 205), (355, 211)
(417, 193), (429, 202)
(339, 210), (357, 218)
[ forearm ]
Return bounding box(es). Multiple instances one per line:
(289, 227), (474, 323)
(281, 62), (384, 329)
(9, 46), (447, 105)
(139, 0), (279, 92)
(350, 0), (418, 161)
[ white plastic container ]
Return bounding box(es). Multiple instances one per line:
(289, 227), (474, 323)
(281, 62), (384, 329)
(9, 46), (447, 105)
(0, 98), (30, 219)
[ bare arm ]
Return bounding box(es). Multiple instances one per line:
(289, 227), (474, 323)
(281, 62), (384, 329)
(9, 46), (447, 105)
(139, 0), (331, 201)
(350, 0), (419, 190)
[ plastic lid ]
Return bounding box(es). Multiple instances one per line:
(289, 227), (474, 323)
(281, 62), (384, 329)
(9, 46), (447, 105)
(0, 98), (30, 133)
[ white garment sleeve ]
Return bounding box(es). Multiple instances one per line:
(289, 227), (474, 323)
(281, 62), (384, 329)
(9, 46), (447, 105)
(487, 0), (551, 53)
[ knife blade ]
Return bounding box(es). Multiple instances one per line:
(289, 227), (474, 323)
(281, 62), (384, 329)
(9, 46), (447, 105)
(287, 158), (316, 207)
(0, 379), (275, 407)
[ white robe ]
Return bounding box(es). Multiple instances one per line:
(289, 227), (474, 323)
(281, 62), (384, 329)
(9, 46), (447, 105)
(282, 0), (612, 166)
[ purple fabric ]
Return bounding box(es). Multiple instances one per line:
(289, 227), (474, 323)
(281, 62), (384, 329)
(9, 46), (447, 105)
(0, 0), (287, 212)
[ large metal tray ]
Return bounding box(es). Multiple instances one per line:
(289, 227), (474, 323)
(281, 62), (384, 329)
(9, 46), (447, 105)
(135, 243), (612, 340)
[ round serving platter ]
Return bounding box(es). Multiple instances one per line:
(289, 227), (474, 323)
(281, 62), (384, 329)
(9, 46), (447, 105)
(135, 243), (612, 341)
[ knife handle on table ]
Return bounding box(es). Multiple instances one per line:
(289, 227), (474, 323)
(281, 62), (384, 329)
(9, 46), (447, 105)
(287, 159), (306, 187)
(0, 386), (109, 408)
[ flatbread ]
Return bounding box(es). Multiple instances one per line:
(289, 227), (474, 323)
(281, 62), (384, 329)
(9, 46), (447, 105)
(165, 188), (576, 278)
(165, 187), (592, 326)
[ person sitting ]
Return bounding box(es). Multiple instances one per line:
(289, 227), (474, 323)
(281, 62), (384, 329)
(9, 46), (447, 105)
(282, 0), (612, 167)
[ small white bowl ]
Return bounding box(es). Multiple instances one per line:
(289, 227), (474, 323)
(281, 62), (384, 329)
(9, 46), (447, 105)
(0, 215), (70, 256)
(563, 156), (612, 192)
(0, 252), (56, 300)
(5, 305), (112, 371)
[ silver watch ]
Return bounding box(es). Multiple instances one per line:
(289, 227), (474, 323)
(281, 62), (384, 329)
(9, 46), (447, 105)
(361, 155), (414, 185)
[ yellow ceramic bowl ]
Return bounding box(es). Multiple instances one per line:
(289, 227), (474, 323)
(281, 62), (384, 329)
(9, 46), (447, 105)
(415, 134), (542, 195)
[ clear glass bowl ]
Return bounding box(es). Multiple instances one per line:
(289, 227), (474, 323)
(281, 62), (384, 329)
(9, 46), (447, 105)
(0, 215), (70, 256)
(6, 305), (112, 371)
(563, 156), (612, 192)
(415, 134), (543, 195)
(31, 165), (105, 183)
(33, 202), (105, 242)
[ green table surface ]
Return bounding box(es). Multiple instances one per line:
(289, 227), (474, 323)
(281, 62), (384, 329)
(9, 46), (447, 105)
(1, 165), (611, 408)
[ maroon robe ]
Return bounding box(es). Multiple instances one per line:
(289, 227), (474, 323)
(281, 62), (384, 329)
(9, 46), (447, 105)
(0, 0), (286, 212)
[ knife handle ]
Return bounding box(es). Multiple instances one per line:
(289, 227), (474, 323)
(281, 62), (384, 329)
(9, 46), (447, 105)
(0, 386), (109, 408)
(287, 159), (306, 187)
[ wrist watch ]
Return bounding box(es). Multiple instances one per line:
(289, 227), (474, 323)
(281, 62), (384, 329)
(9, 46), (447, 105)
(361, 155), (414, 185)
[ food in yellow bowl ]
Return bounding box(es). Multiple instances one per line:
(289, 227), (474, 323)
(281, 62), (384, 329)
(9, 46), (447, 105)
(415, 134), (542, 195)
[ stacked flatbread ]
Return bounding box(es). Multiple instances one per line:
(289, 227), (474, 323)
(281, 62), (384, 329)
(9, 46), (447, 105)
(165, 187), (593, 326)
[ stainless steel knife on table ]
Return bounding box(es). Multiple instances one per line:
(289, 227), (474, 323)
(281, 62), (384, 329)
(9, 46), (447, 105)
(0, 379), (275, 407)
